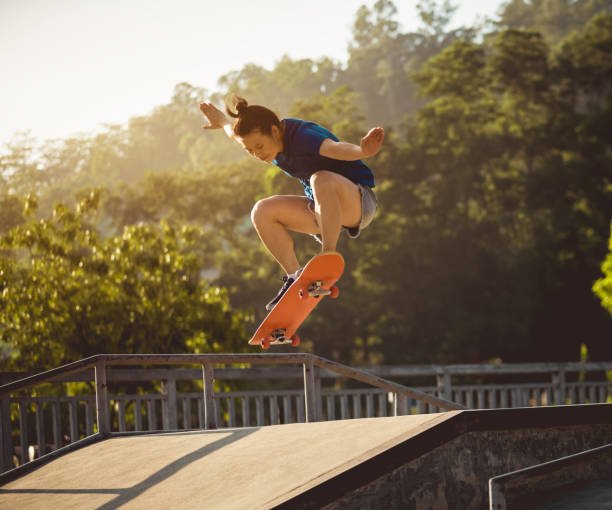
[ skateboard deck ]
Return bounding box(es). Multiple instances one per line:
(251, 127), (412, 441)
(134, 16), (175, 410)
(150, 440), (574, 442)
(249, 252), (344, 349)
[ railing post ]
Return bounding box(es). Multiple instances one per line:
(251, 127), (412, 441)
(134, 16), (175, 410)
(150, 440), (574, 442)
(69, 401), (78, 442)
(18, 401), (29, 464)
(52, 401), (62, 449)
(552, 366), (566, 405)
(162, 374), (177, 430)
(489, 476), (507, 510)
(95, 360), (111, 436)
(303, 358), (320, 422)
(36, 402), (46, 456)
(202, 362), (217, 430)
(315, 368), (323, 421)
(0, 395), (13, 472)
(394, 393), (409, 415)
(437, 369), (452, 402)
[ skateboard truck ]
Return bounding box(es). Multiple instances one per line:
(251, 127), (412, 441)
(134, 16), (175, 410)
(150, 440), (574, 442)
(260, 328), (300, 349)
(271, 328), (286, 339)
(308, 280), (331, 298)
(300, 280), (339, 299)
(298, 281), (337, 299)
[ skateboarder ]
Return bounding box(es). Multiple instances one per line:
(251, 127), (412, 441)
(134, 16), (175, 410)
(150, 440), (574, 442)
(199, 95), (384, 310)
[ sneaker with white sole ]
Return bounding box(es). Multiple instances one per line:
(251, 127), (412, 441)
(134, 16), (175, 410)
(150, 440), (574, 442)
(265, 275), (296, 311)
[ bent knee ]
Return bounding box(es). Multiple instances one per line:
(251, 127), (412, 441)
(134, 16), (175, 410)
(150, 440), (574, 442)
(251, 198), (269, 226)
(309, 170), (336, 191)
(250, 197), (281, 226)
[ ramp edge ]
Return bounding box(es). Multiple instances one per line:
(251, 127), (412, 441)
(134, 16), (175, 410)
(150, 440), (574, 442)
(271, 404), (612, 509)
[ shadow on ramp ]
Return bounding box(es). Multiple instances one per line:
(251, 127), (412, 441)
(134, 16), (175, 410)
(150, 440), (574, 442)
(0, 428), (257, 509)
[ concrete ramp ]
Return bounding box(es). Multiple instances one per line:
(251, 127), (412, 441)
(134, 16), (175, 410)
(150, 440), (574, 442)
(0, 414), (447, 510)
(1, 405), (610, 509)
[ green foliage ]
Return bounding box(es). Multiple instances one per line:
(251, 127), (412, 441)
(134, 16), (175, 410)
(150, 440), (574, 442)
(218, 57), (342, 116)
(0, 191), (249, 370)
(0, 194), (24, 234)
(290, 86), (367, 142)
(353, 10), (612, 363)
(497, 0), (612, 45)
(593, 222), (612, 316)
(414, 40), (487, 99)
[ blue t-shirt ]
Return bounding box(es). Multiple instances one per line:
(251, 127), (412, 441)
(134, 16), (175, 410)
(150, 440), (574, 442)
(272, 118), (375, 200)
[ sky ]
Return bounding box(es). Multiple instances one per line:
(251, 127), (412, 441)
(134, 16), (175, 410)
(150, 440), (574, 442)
(0, 0), (506, 147)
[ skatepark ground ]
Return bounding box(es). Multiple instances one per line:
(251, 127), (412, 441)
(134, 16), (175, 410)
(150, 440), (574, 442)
(1, 405), (611, 509)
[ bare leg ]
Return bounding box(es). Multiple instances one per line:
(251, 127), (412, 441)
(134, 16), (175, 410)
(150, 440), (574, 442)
(250, 196), (319, 274)
(310, 171), (362, 253)
(251, 173), (362, 273)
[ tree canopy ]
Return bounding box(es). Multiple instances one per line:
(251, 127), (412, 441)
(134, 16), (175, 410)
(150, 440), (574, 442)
(2, 1), (611, 370)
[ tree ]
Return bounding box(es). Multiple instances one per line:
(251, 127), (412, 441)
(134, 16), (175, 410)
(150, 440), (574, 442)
(346, 0), (477, 127)
(0, 191), (249, 371)
(0, 133), (46, 196)
(354, 15), (612, 363)
(290, 85), (367, 142)
(217, 56), (343, 116)
(593, 222), (612, 316)
(497, 0), (611, 45)
(0, 194), (24, 234)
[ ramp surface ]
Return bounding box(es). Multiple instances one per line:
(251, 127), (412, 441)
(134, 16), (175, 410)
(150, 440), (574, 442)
(0, 414), (447, 510)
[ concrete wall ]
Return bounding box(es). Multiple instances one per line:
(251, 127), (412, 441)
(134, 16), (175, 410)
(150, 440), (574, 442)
(322, 425), (611, 509)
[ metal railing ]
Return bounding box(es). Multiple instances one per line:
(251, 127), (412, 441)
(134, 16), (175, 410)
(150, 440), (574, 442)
(3, 356), (611, 479)
(0, 353), (465, 476)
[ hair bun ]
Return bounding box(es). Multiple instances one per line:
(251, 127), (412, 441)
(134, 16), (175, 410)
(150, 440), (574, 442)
(225, 94), (249, 119)
(235, 99), (248, 115)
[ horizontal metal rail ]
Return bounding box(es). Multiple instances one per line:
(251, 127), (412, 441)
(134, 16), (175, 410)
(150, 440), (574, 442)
(312, 356), (464, 410)
(0, 354), (310, 395)
(0, 354), (464, 410)
(4, 361), (611, 385)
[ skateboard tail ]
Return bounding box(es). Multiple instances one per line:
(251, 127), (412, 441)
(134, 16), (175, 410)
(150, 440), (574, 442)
(248, 252), (344, 349)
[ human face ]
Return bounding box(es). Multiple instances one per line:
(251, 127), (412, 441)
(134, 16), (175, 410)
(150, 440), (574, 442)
(237, 126), (283, 163)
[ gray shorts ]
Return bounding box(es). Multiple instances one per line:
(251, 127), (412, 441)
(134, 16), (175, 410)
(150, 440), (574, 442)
(309, 184), (378, 243)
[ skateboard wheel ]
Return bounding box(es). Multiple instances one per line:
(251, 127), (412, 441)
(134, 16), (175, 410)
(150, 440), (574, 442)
(261, 338), (271, 350)
(291, 334), (300, 347)
(330, 285), (340, 299)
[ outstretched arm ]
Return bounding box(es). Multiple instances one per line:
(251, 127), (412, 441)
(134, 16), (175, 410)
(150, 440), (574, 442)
(319, 126), (384, 161)
(199, 102), (234, 138)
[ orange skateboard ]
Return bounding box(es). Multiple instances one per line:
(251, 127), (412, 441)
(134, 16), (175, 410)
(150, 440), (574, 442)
(249, 252), (345, 350)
